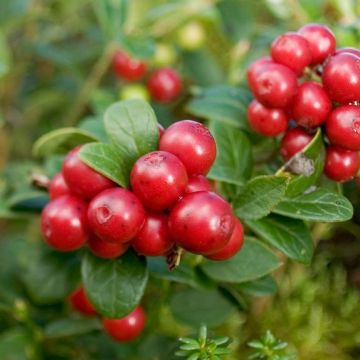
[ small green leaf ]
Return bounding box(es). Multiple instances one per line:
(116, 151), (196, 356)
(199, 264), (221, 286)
(237, 275), (277, 297)
(233, 175), (288, 220)
(79, 143), (127, 187)
(274, 188), (353, 222)
(208, 122), (253, 186)
(33, 127), (98, 157)
(201, 237), (281, 283)
(246, 215), (314, 264)
(82, 251), (148, 318)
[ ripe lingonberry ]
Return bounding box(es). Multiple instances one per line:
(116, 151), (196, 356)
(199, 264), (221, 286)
(207, 217), (244, 261)
(322, 53), (360, 104)
(185, 175), (212, 194)
(62, 147), (115, 200)
(247, 99), (288, 137)
(41, 195), (88, 252)
(169, 191), (235, 255)
(88, 234), (129, 259)
(87, 188), (145, 243)
(147, 68), (182, 103)
(335, 47), (360, 58)
(247, 57), (274, 85)
(130, 151), (188, 210)
(248, 63), (298, 108)
(159, 120), (217, 175)
(271, 32), (311, 74)
(288, 82), (331, 128)
(112, 50), (146, 81)
(69, 287), (96, 316)
(103, 305), (146, 342)
(132, 213), (173, 256)
(326, 105), (360, 151)
(280, 128), (313, 161)
(298, 23), (336, 64)
(49, 172), (71, 200)
(324, 145), (360, 182)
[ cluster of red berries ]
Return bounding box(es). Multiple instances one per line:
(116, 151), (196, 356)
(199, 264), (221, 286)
(112, 50), (182, 103)
(69, 286), (145, 342)
(247, 23), (360, 183)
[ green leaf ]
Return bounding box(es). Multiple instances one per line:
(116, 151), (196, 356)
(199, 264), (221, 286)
(233, 175), (288, 220)
(186, 85), (251, 128)
(79, 143), (127, 187)
(33, 127), (99, 157)
(104, 99), (159, 180)
(237, 275), (277, 297)
(78, 116), (108, 143)
(208, 122), (253, 186)
(0, 32), (10, 78)
(246, 215), (314, 264)
(169, 288), (235, 327)
(274, 188), (353, 222)
(82, 251), (148, 318)
(23, 249), (81, 304)
(44, 318), (102, 339)
(201, 237), (281, 283)
(0, 328), (33, 360)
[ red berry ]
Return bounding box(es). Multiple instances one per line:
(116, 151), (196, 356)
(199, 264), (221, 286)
(112, 50), (146, 81)
(248, 63), (298, 108)
(169, 191), (235, 255)
(335, 47), (360, 58)
(247, 99), (288, 136)
(131, 151), (188, 210)
(298, 23), (336, 64)
(247, 57), (274, 84)
(271, 32), (312, 74)
(147, 68), (182, 103)
(288, 82), (332, 128)
(49, 172), (71, 200)
(159, 120), (216, 175)
(87, 188), (145, 243)
(322, 53), (360, 104)
(88, 234), (129, 259)
(206, 217), (244, 261)
(69, 287), (96, 316)
(324, 145), (360, 182)
(41, 195), (88, 252)
(132, 213), (173, 256)
(103, 305), (146, 342)
(62, 147), (115, 201)
(185, 175), (212, 194)
(280, 128), (313, 161)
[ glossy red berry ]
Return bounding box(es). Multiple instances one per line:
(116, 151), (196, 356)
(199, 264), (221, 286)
(322, 53), (360, 104)
(69, 287), (96, 316)
(326, 105), (360, 151)
(288, 82), (332, 128)
(247, 99), (288, 136)
(280, 128), (313, 161)
(248, 63), (298, 108)
(159, 120), (216, 175)
(324, 145), (360, 182)
(169, 191), (235, 255)
(62, 147), (115, 201)
(132, 213), (173, 256)
(335, 47), (360, 58)
(147, 68), (182, 103)
(103, 306), (146, 342)
(185, 175), (212, 194)
(271, 32), (311, 74)
(41, 195), (88, 252)
(247, 57), (274, 84)
(112, 50), (146, 81)
(88, 234), (129, 259)
(87, 188), (145, 243)
(298, 23), (336, 64)
(131, 151), (188, 210)
(206, 217), (244, 261)
(49, 172), (71, 200)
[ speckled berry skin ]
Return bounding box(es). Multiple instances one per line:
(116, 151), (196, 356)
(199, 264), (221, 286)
(87, 188), (145, 243)
(169, 191), (235, 255)
(49, 172), (71, 200)
(280, 128), (313, 161)
(112, 50), (146, 81)
(88, 234), (129, 259)
(130, 151), (188, 211)
(41, 195), (88, 252)
(159, 120), (216, 175)
(69, 287), (96, 316)
(185, 175), (212, 194)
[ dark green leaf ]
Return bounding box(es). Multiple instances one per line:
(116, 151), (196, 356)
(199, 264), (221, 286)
(78, 116), (108, 143)
(237, 275), (277, 297)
